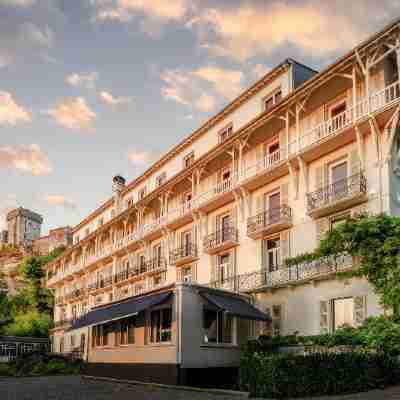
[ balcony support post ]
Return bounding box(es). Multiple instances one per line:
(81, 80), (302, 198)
(355, 126), (365, 170)
(369, 117), (382, 164)
(385, 105), (400, 161)
(297, 156), (309, 195)
(287, 159), (298, 200)
(240, 187), (251, 221)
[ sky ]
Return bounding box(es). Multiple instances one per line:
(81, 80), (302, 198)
(0, 0), (399, 234)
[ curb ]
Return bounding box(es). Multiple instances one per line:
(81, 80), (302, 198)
(82, 375), (250, 397)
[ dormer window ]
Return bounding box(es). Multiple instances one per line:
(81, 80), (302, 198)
(218, 124), (233, 143)
(156, 172), (166, 187)
(183, 151), (195, 168)
(263, 88), (282, 112)
(98, 218), (104, 227)
(85, 228), (90, 237)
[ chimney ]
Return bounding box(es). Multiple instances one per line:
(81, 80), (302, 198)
(112, 175), (126, 213)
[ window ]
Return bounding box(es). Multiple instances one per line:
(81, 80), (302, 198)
(92, 323), (111, 347)
(333, 298), (354, 331)
(116, 316), (136, 345)
(156, 172), (166, 187)
(70, 334), (75, 348)
(265, 191), (281, 224)
(138, 187), (147, 200)
(180, 266), (193, 283)
(98, 218), (104, 227)
(264, 304), (283, 336)
(263, 88), (282, 112)
(330, 101), (347, 119)
(217, 253), (230, 282)
(263, 237), (280, 272)
(72, 305), (77, 320)
(150, 307), (172, 343)
(59, 337), (64, 353)
(183, 152), (195, 168)
(126, 198), (134, 209)
(203, 308), (233, 344)
(74, 235), (80, 244)
(85, 228), (90, 237)
(330, 160), (348, 198)
(218, 124), (233, 143)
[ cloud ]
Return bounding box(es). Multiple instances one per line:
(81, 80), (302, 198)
(46, 97), (96, 132)
(42, 195), (77, 210)
(66, 71), (98, 89)
(192, 66), (243, 99)
(194, 93), (216, 113)
(252, 64), (271, 79)
(188, 1), (396, 61)
(118, 0), (188, 21)
(99, 91), (132, 106)
(0, 91), (31, 126)
(0, 22), (54, 68)
(128, 150), (155, 165)
(0, 144), (52, 176)
(161, 65), (243, 112)
(1, 0), (35, 7)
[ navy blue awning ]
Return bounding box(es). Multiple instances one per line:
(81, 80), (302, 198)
(70, 291), (172, 330)
(200, 291), (270, 322)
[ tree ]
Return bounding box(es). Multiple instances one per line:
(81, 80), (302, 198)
(315, 214), (400, 316)
(1, 246), (65, 337)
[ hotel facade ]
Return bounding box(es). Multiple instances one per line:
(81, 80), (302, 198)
(46, 20), (400, 384)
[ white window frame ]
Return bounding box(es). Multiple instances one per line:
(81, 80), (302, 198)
(218, 123), (233, 143)
(183, 151), (195, 168)
(262, 87), (282, 112)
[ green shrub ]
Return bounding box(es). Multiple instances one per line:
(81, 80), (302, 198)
(240, 351), (400, 398)
(358, 316), (400, 355)
(0, 363), (13, 376)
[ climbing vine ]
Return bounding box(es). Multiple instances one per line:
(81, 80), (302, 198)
(284, 213), (400, 315)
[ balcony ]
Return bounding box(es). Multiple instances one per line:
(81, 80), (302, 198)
(87, 275), (113, 292)
(307, 172), (367, 218)
(55, 296), (64, 305)
(203, 227), (239, 254)
(210, 262), (235, 291)
(145, 257), (167, 275)
(169, 244), (198, 266)
(64, 288), (86, 302)
(247, 205), (292, 239)
(52, 318), (73, 330)
(209, 254), (353, 292)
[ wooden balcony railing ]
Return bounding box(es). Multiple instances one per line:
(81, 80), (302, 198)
(247, 205), (292, 238)
(306, 172), (367, 216)
(169, 244), (198, 265)
(203, 227), (239, 253)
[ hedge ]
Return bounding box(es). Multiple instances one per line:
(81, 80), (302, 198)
(240, 351), (400, 399)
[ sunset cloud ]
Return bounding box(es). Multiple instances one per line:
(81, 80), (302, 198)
(99, 91), (132, 106)
(161, 65), (243, 112)
(0, 144), (52, 176)
(0, 91), (31, 126)
(128, 150), (155, 165)
(188, 1), (396, 61)
(47, 97), (96, 132)
(43, 195), (77, 210)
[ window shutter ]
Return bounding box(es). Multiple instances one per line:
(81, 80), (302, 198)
(210, 255), (217, 283)
(320, 300), (330, 334)
(280, 183), (289, 206)
(255, 194), (264, 215)
(256, 143), (264, 165)
(316, 218), (330, 242)
(280, 230), (290, 263)
(353, 296), (367, 327)
(350, 148), (361, 177)
(258, 239), (265, 269)
(315, 166), (324, 190)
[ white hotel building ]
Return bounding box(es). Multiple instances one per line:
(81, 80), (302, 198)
(46, 20), (400, 385)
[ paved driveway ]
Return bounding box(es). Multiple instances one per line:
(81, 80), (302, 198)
(1, 376), (400, 400)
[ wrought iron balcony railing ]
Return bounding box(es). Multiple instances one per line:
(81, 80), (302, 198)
(247, 205), (292, 237)
(87, 275), (113, 291)
(208, 255), (353, 292)
(203, 227), (238, 252)
(306, 172), (367, 215)
(64, 288), (86, 301)
(146, 257), (167, 273)
(169, 244), (198, 264)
